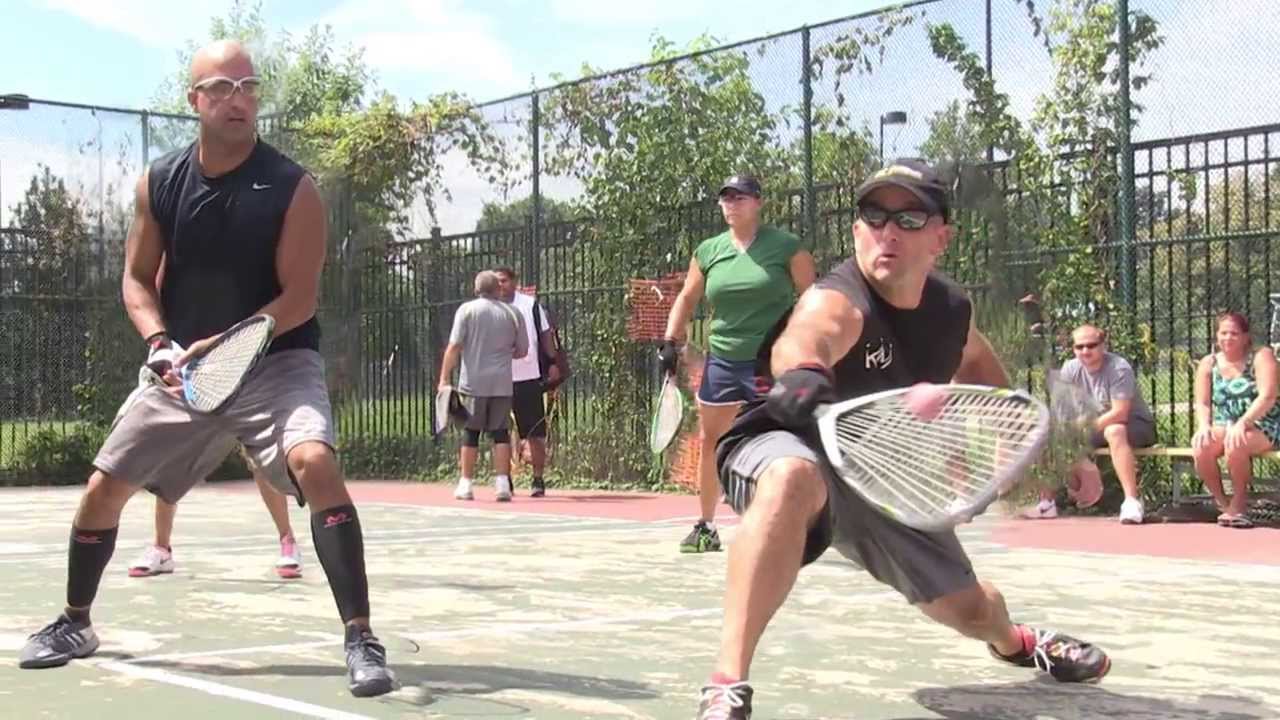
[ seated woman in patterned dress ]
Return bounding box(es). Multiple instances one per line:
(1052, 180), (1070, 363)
(1192, 311), (1280, 528)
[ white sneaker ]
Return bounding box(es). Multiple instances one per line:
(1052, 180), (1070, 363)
(1119, 497), (1144, 525)
(495, 476), (513, 502)
(128, 544), (175, 577)
(454, 478), (474, 501)
(275, 535), (302, 579)
(1021, 499), (1059, 520)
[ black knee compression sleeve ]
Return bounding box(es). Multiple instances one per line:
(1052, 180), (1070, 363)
(489, 428), (510, 444)
(310, 505), (371, 623)
(463, 429), (481, 448)
(67, 526), (118, 612)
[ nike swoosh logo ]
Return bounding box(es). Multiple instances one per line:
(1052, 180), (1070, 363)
(251, 182), (272, 190)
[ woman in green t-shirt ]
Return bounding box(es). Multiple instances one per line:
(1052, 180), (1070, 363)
(660, 174), (816, 553)
(1192, 311), (1280, 528)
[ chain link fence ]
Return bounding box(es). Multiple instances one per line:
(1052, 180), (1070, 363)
(3, 0), (1279, 486)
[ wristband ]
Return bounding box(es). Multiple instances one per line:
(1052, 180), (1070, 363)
(793, 362), (834, 381)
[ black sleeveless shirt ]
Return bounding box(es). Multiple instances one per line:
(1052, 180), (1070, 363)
(720, 259), (972, 449)
(148, 139), (320, 353)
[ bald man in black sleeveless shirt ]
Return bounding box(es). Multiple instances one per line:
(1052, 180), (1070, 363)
(19, 40), (394, 698)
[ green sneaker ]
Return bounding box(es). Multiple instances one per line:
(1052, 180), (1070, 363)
(680, 521), (722, 553)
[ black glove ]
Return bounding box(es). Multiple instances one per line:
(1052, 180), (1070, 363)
(657, 340), (679, 375)
(766, 365), (835, 427)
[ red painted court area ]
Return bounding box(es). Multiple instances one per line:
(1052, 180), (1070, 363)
(221, 478), (727, 522)
(224, 480), (1279, 564)
(990, 515), (1280, 565)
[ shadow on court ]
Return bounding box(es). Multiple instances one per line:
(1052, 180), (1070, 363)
(909, 680), (1277, 720)
(128, 659), (658, 700)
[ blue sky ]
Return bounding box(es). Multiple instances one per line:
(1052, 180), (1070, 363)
(3, 0), (890, 109)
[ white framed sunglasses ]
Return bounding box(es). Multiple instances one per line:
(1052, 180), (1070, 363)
(191, 75), (262, 101)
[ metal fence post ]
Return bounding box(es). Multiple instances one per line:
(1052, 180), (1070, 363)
(801, 26), (816, 247)
(1117, 0), (1137, 319)
(529, 92), (542, 288)
(985, 0), (994, 165)
(141, 110), (150, 167)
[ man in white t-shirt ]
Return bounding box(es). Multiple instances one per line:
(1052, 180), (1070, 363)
(494, 267), (562, 497)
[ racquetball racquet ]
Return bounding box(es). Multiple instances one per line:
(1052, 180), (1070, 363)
(815, 383), (1050, 531)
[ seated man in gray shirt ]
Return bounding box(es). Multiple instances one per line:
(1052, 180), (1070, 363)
(439, 271), (528, 502)
(1027, 323), (1156, 524)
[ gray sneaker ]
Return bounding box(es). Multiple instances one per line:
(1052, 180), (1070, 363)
(19, 614), (100, 669)
(345, 625), (396, 697)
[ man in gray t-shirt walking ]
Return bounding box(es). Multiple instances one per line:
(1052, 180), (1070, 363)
(1027, 323), (1155, 524)
(439, 271), (528, 501)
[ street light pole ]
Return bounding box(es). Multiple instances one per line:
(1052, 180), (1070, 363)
(879, 111), (907, 164)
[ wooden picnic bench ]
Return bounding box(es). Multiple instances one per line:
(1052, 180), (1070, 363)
(1093, 446), (1280, 503)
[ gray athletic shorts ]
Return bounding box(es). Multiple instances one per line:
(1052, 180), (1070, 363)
(463, 395), (513, 432)
(1088, 419), (1157, 449)
(720, 430), (976, 604)
(94, 349), (336, 505)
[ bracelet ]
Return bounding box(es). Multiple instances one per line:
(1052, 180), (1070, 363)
(145, 331), (170, 348)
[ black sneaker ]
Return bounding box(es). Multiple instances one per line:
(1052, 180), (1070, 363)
(990, 626), (1111, 683)
(531, 479), (546, 498)
(344, 625), (396, 697)
(697, 680), (753, 719)
(680, 521), (722, 553)
(19, 614), (99, 669)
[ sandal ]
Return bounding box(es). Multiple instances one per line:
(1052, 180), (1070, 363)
(1218, 513), (1254, 529)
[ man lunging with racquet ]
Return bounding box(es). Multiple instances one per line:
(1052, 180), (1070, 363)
(18, 40), (394, 697)
(696, 160), (1109, 719)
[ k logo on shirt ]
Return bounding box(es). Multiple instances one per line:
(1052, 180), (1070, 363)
(864, 338), (894, 370)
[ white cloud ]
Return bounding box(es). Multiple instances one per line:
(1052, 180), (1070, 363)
(322, 0), (519, 93)
(37, 0), (229, 48)
(546, 0), (700, 27)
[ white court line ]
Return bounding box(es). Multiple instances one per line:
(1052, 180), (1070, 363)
(95, 660), (375, 720)
(90, 592), (905, 716)
(0, 517), (688, 563)
(127, 607), (724, 664)
(0, 517), (632, 554)
(653, 514), (740, 525)
(129, 638), (339, 663)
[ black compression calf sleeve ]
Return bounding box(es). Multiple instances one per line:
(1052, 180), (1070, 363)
(310, 505), (371, 623)
(66, 526), (119, 614)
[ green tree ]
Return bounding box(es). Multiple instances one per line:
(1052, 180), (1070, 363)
(4, 165), (92, 291)
(928, 0), (1162, 357)
(542, 34), (787, 274)
(475, 196), (579, 232)
(537, 33), (789, 481)
(919, 100), (988, 166)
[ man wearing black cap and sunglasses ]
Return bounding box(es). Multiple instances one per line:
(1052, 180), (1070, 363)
(694, 159), (1111, 719)
(660, 173), (815, 555)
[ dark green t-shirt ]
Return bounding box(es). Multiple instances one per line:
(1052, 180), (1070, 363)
(694, 226), (801, 361)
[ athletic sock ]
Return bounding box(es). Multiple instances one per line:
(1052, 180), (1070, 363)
(310, 505), (371, 623)
(66, 526), (119, 617)
(1017, 624), (1037, 656)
